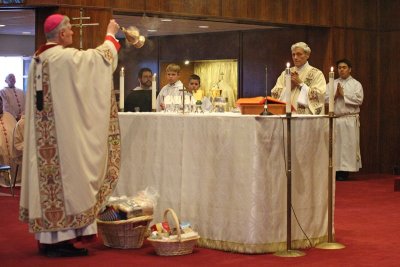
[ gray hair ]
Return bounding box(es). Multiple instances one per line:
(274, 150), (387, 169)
(45, 16), (70, 41)
(291, 42), (311, 54)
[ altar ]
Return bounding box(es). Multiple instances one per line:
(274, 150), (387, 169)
(114, 112), (331, 253)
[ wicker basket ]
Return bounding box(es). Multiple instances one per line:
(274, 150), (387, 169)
(147, 208), (200, 256)
(97, 215), (153, 249)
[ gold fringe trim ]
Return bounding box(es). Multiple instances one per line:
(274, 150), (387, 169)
(197, 235), (329, 254)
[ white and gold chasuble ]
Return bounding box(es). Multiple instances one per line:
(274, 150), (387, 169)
(19, 41), (121, 235)
(271, 62), (326, 114)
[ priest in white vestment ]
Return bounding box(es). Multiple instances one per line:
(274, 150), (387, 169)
(19, 14), (121, 257)
(1, 73), (25, 120)
(328, 59), (363, 181)
(271, 42), (326, 114)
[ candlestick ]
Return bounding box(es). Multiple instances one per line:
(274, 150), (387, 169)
(119, 67), (125, 111)
(329, 66), (334, 113)
(285, 62), (291, 113)
(152, 73), (157, 111)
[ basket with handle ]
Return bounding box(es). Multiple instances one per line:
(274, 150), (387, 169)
(147, 208), (200, 256)
(97, 215), (153, 249)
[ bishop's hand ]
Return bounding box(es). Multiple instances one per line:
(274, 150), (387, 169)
(107, 19), (119, 36)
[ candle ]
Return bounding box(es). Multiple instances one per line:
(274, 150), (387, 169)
(285, 62), (291, 113)
(329, 66), (334, 113)
(265, 65), (268, 96)
(119, 67), (125, 111)
(152, 73), (157, 111)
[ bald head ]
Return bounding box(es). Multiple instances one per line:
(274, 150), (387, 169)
(5, 73), (16, 88)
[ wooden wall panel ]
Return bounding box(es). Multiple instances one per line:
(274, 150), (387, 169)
(112, 0), (145, 10)
(112, 0), (220, 18)
(59, 0), (81, 5)
(221, 0), (288, 23)
(157, 0), (221, 17)
(82, 0), (112, 8)
(333, 0), (377, 29)
(287, 0), (331, 26)
(58, 6), (112, 49)
(158, 31), (240, 61)
(221, 0), (330, 26)
(25, 0), (59, 4)
(380, 0), (400, 31)
(306, 27), (332, 73)
(332, 28), (379, 173)
(379, 31), (400, 173)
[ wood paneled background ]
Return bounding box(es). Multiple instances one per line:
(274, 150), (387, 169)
(12, 0), (399, 174)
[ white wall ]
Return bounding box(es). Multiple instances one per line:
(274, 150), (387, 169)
(0, 34), (35, 56)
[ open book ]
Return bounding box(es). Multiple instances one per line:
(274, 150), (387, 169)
(236, 96), (295, 113)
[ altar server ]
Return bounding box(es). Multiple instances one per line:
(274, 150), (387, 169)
(19, 14), (121, 257)
(156, 63), (183, 111)
(187, 74), (212, 111)
(330, 59), (363, 181)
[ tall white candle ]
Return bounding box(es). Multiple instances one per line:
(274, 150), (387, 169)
(285, 62), (291, 113)
(329, 66), (334, 113)
(152, 73), (157, 111)
(119, 67), (125, 111)
(265, 65), (268, 96)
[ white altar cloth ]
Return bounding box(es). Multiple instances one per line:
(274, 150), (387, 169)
(114, 112), (331, 253)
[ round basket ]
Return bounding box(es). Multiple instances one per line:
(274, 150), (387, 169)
(97, 215), (153, 249)
(147, 208), (200, 256)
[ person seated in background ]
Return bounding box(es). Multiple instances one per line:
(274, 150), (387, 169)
(156, 64), (183, 111)
(271, 42), (326, 114)
(187, 74), (212, 112)
(1, 73), (25, 120)
(125, 68), (153, 112)
(0, 107), (17, 187)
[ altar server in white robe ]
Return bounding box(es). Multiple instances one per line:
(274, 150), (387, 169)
(156, 64), (184, 111)
(19, 14), (122, 257)
(1, 73), (25, 120)
(329, 59), (363, 181)
(187, 74), (212, 111)
(272, 42), (326, 114)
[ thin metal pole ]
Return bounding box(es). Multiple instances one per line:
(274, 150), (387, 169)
(274, 113), (305, 257)
(286, 113), (292, 250)
(315, 113), (345, 250)
(328, 113), (333, 242)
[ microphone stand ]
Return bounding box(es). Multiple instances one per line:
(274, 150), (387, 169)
(316, 112), (345, 250)
(274, 112), (305, 257)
